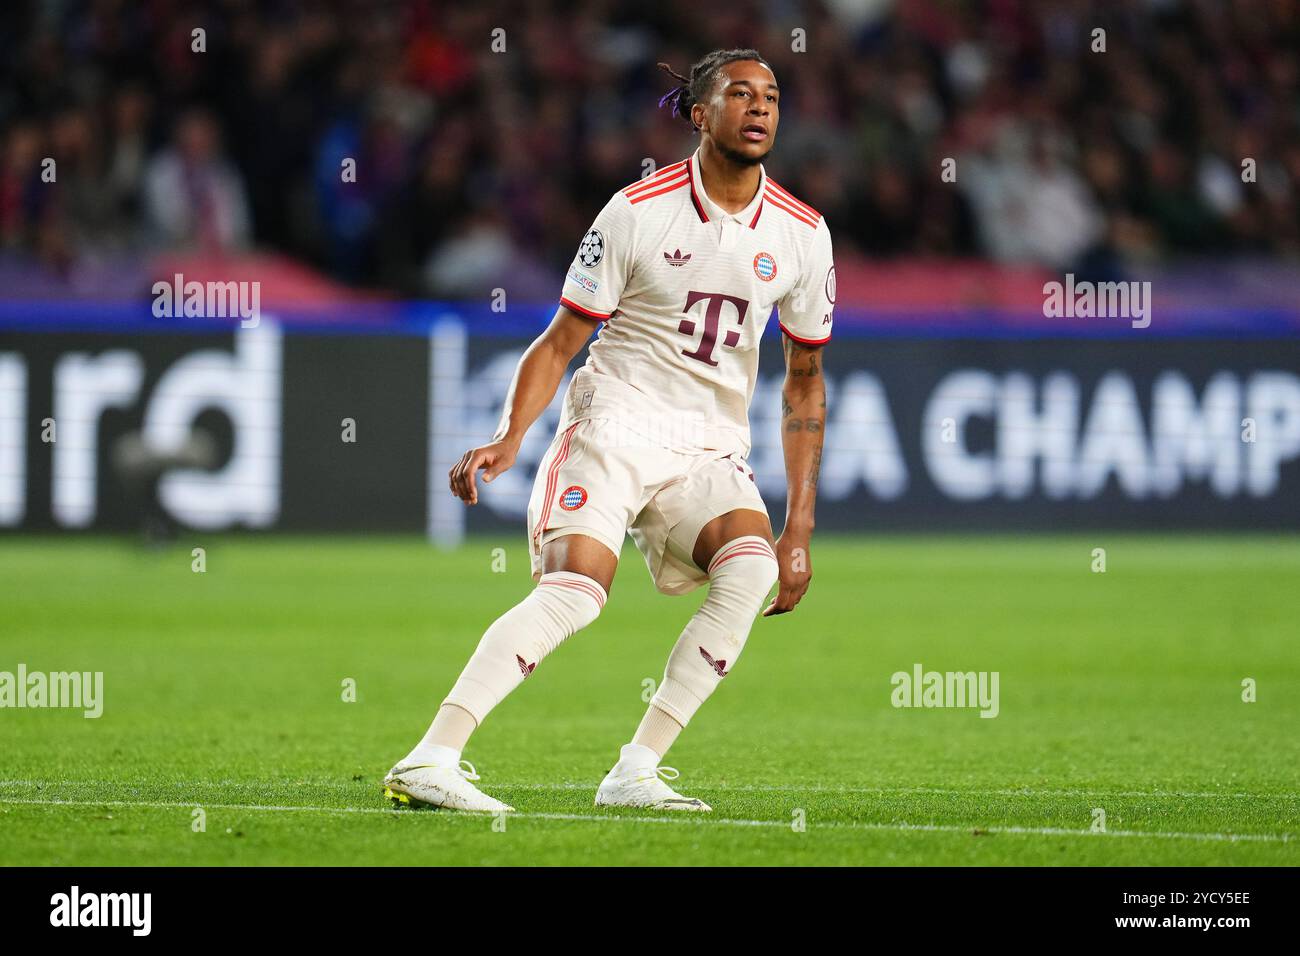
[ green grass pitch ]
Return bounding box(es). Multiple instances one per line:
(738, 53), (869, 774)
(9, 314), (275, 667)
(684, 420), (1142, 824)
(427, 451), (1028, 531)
(1, 533), (1297, 866)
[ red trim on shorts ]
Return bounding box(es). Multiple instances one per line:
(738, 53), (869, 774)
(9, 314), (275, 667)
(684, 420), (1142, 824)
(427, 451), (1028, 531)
(535, 422), (581, 551)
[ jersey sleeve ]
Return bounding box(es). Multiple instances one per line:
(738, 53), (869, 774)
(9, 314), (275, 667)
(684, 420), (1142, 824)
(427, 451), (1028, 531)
(558, 192), (635, 321)
(777, 217), (834, 345)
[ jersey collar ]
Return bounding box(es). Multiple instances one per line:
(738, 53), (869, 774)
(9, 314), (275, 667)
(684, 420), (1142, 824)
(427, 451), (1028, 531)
(687, 147), (767, 229)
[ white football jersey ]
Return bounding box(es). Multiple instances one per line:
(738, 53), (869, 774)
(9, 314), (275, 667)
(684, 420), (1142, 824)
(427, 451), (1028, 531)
(557, 146), (835, 457)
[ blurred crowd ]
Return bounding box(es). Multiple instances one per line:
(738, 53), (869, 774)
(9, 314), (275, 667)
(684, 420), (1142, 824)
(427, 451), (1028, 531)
(1, 0), (1298, 298)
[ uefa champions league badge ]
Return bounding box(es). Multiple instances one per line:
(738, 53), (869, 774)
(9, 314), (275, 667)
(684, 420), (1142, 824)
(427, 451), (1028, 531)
(577, 229), (604, 267)
(559, 485), (588, 511)
(753, 251), (777, 281)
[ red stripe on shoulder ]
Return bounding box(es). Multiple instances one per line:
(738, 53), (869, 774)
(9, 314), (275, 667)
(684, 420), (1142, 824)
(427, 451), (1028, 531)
(764, 189), (818, 227)
(766, 178), (820, 219)
(559, 297), (611, 321)
(628, 179), (688, 204)
(623, 160), (689, 197)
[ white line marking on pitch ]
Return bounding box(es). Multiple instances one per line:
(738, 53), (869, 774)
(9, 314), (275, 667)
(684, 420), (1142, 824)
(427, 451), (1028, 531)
(1, 780), (1295, 800)
(489, 783), (1300, 800)
(0, 797), (1292, 845)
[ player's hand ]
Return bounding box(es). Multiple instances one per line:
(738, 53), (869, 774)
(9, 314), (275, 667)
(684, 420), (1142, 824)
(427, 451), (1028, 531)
(449, 439), (518, 505)
(762, 531), (812, 616)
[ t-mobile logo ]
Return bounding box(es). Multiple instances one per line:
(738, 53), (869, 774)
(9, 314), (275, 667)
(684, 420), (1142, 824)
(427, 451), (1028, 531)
(678, 291), (750, 367)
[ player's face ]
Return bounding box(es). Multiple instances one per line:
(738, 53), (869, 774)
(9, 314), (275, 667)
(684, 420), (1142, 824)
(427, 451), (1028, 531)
(696, 60), (779, 165)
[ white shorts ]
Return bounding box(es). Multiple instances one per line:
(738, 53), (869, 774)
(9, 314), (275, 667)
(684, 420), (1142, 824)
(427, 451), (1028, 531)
(526, 417), (769, 595)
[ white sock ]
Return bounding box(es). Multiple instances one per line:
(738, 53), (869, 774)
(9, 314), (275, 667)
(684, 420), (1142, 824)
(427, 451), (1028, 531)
(630, 704), (683, 759)
(401, 742), (460, 769)
(618, 743), (659, 769)
(649, 536), (779, 726)
(442, 570), (606, 724)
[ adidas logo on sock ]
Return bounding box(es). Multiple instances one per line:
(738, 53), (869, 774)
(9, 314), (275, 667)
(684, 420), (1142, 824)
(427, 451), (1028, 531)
(699, 646), (728, 677)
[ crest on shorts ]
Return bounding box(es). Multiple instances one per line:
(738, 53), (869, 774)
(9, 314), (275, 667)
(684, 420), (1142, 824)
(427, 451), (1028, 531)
(753, 251), (777, 281)
(559, 485), (588, 511)
(577, 228), (604, 267)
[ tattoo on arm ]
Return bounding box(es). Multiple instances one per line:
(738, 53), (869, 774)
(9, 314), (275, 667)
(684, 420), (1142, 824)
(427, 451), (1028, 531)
(790, 351), (820, 378)
(805, 447), (822, 489)
(782, 336), (827, 491)
(782, 389), (823, 432)
(785, 418), (823, 433)
(783, 337), (822, 378)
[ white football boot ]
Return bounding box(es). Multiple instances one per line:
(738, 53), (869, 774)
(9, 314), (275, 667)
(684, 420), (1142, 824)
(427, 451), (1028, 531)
(383, 759), (514, 813)
(595, 748), (712, 812)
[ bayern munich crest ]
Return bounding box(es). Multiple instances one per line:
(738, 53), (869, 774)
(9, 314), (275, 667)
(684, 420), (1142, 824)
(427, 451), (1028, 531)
(577, 228), (604, 267)
(559, 485), (588, 511)
(753, 251), (777, 281)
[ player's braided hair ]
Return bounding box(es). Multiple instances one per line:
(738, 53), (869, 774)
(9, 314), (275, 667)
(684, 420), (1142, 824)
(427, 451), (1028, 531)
(657, 49), (771, 132)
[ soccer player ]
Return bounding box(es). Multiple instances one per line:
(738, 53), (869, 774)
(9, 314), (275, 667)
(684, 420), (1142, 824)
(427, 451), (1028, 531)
(384, 49), (832, 812)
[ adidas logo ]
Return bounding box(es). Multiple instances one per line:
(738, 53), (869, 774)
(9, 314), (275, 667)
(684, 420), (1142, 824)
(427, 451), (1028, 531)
(699, 646), (728, 677)
(516, 654), (536, 677)
(663, 248), (692, 267)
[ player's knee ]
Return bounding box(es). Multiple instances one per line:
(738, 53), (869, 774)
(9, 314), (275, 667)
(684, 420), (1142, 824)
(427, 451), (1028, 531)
(534, 570), (607, 634)
(447, 571), (608, 721)
(707, 535), (779, 606)
(470, 570), (606, 663)
(650, 538), (779, 726)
